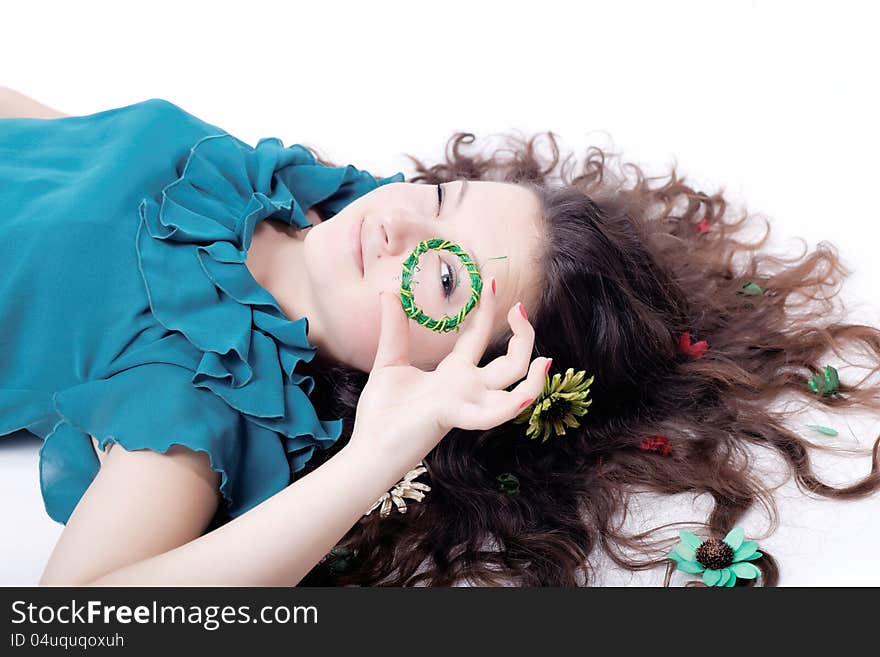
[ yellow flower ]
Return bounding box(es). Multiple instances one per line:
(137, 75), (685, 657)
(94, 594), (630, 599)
(512, 367), (594, 443)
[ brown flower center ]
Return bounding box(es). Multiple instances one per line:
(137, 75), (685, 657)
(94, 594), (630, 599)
(544, 396), (572, 424)
(695, 539), (734, 570)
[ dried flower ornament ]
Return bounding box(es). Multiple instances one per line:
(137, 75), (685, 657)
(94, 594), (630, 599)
(364, 462), (431, 517)
(667, 527), (763, 587)
(512, 367), (594, 443)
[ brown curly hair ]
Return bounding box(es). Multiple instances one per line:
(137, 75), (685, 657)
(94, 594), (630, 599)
(289, 130), (880, 587)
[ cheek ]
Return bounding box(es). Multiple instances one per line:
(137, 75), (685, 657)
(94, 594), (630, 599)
(350, 295), (456, 370)
(348, 301), (382, 364)
(407, 322), (457, 369)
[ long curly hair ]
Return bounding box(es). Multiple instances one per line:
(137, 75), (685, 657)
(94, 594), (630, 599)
(290, 130), (880, 587)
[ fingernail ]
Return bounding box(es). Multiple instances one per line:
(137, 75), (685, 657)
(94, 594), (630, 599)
(518, 303), (528, 320)
(518, 397), (534, 410)
(544, 358), (552, 375)
(491, 277), (496, 295)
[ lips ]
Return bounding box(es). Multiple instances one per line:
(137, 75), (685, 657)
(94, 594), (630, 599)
(350, 218), (364, 277)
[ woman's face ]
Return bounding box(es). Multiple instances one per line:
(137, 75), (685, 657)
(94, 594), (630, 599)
(262, 180), (546, 372)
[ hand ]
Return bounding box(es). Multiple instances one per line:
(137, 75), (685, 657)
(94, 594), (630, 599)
(349, 279), (549, 469)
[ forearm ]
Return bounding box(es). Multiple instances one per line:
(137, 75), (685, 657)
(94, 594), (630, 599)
(85, 440), (411, 587)
(0, 87), (67, 118)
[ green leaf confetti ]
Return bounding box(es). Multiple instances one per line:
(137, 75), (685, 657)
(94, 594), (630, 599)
(806, 424), (838, 437)
(736, 281), (766, 296)
(807, 365), (840, 396)
(497, 472), (520, 495)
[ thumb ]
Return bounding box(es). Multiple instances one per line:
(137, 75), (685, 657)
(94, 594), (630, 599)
(372, 290), (410, 370)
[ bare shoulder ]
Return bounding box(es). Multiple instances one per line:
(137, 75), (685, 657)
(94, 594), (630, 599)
(39, 438), (221, 585)
(0, 87), (68, 119)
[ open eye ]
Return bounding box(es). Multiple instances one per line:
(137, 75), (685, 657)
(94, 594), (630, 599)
(433, 183), (456, 299)
(441, 260), (455, 299)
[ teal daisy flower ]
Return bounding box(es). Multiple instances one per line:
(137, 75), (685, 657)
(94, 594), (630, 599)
(666, 527), (763, 587)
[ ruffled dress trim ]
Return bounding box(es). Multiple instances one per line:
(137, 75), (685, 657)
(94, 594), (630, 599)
(135, 133), (405, 413)
(33, 129), (404, 523)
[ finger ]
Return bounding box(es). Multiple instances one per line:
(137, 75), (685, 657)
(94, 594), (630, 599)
(451, 275), (498, 365)
(452, 355), (548, 431)
(479, 301), (538, 390)
(372, 290), (411, 370)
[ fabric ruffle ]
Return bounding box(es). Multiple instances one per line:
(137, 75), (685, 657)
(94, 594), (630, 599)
(136, 132), (403, 401)
(37, 130), (404, 524)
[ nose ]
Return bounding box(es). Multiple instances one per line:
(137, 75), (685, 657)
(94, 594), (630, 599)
(381, 210), (433, 258)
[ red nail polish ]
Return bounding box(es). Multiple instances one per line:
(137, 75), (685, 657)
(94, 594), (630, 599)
(491, 277), (496, 295)
(518, 397), (534, 409)
(544, 358), (552, 375)
(519, 303), (528, 320)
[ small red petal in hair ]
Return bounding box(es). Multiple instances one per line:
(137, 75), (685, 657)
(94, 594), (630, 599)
(679, 332), (692, 353)
(696, 216), (710, 235)
(688, 339), (709, 358)
(678, 332), (709, 359)
(639, 434), (672, 456)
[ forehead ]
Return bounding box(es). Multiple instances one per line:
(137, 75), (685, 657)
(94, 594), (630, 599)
(456, 180), (545, 333)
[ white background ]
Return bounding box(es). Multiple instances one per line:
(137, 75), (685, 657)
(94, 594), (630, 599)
(1, 0), (878, 586)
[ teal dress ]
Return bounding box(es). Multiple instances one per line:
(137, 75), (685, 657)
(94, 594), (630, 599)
(0, 98), (404, 524)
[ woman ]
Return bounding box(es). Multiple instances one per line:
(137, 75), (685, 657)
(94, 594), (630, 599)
(2, 89), (878, 587)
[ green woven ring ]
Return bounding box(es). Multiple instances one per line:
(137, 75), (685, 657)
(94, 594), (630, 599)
(400, 237), (483, 333)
